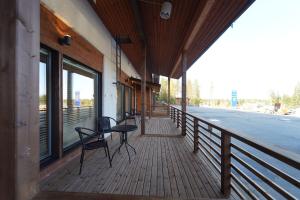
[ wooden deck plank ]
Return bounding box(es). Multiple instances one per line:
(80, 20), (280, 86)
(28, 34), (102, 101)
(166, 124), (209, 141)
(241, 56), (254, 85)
(135, 136), (152, 195)
(107, 136), (143, 194)
(161, 138), (172, 197)
(142, 137), (154, 196)
(156, 137), (165, 196)
(40, 118), (228, 200)
(149, 137), (158, 196)
(181, 139), (222, 198)
(163, 137), (180, 198)
(164, 138), (187, 199)
(168, 137), (195, 199)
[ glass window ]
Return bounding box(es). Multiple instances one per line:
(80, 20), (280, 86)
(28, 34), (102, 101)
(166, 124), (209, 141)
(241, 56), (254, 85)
(62, 58), (99, 149)
(39, 49), (52, 160)
(125, 86), (132, 113)
(116, 84), (125, 121)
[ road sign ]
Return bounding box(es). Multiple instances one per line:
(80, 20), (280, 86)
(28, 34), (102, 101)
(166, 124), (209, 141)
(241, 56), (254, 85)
(231, 90), (237, 108)
(75, 91), (81, 107)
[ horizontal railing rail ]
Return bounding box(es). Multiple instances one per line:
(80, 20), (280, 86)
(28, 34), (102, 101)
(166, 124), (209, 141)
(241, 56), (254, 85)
(169, 105), (300, 199)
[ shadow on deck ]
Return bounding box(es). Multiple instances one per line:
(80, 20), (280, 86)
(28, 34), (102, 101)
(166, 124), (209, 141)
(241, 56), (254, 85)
(40, 118), (231, 200)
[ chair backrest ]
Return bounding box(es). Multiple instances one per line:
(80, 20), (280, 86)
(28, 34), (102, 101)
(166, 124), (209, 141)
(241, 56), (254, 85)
(98, 116), (112, 134)
(75, 127), (85, 146)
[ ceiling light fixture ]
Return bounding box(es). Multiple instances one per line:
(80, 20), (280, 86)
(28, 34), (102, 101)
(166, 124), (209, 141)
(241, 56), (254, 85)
(58, 35), (72, 46)
(160, 1), (172, 20)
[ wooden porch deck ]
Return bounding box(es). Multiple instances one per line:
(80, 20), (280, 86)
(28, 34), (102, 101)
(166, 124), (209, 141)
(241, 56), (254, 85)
(40, 118), (233, 200)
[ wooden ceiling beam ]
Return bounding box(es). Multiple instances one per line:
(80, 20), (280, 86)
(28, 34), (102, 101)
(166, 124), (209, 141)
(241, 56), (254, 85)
(170, 0), (216, 78)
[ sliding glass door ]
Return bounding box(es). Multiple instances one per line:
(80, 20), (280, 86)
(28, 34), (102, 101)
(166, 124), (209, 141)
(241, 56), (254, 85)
(39, 49), (52, 161)
(62, 58), (99, 150)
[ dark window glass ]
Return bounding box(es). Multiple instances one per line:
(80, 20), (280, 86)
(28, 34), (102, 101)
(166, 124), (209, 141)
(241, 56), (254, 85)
(62, 58), (98, 149)
(116, 84), (125, 121)
(39, 49), (52, 160)
(125, 86), (132, 113)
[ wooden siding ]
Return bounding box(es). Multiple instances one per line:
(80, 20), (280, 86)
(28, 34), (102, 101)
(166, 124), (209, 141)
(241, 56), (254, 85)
(40, 118), (237, 199)
(40, 4), (103, 72)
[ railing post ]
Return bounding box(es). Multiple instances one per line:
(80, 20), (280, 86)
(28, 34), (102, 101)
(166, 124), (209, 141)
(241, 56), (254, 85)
(221, 132), (231, 197)
(182, 112), (186, 136)
(193, 118), (199, 153)
(173, 108), (175, 123)
(177, 109), (179, 128)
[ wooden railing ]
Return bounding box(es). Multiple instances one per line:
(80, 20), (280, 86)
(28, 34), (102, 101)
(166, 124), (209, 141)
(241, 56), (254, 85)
(169, 105), (300, 199)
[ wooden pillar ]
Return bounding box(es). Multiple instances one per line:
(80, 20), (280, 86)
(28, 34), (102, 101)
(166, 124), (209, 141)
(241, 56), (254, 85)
(52, 53), (63, 158)
(0, 1), (40, 199)
(167, 77), (170, 115)
(141, 48), (146, 135)
(148, 88), (152, 119)
(181, 52), (187, 136)
(221, 132), (231, 197)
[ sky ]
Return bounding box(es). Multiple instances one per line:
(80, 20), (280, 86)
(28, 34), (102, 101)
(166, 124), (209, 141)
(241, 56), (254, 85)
(187, 0), (300, 100)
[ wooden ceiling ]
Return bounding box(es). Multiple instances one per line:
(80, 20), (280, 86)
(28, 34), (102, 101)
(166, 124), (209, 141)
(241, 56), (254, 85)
(89, 0), (254, 79)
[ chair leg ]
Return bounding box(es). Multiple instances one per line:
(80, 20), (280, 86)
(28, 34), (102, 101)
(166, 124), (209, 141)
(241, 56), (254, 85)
(79, 149), (85, 175)
(104, 147), (107, 157)
(106, 144), (112, 167)
(125, 144), (131, 163)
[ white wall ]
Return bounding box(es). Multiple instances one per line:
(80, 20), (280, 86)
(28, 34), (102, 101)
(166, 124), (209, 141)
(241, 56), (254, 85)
(41, 0), (140, 119)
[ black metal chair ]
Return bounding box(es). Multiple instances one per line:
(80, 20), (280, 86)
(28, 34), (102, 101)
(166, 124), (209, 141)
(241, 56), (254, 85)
(125, 111), (137, 125)
(75, 127), (111, 175)
(97, 116), (119, 140)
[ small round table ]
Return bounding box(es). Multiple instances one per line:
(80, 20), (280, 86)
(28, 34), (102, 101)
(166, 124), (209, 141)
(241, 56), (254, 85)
(110, 124), (138, 162)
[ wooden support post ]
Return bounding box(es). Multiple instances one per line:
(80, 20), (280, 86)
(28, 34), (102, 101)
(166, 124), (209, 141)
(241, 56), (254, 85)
(149, 88), (152, 119)
(0, 1), (40, 199)
(52, 52), (63, 158)
(221, 132), (231, 197)
(141, 47), (146, 135)
(193, 118), (199, 153)
(181, 52), (187, 136)
(167, 77), (170, 115)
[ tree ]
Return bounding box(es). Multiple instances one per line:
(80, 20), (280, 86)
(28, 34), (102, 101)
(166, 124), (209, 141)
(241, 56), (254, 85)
(270, 91), (281, 105)
(292, 82), (300, 107)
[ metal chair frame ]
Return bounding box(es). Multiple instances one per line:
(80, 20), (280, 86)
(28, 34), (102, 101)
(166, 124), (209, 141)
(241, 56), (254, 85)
(75, 127), (112, 175)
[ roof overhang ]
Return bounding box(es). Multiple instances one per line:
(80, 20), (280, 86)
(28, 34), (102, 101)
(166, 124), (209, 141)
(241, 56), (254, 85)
(89, 0), (254, 79)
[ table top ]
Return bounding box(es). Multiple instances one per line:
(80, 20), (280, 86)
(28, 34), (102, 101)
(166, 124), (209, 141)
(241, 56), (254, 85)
(111, 124), (138, 132)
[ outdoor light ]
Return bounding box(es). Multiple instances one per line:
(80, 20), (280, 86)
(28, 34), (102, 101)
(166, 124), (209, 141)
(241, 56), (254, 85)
(59, 34), (72, 46)
(160, 1), (172, 20)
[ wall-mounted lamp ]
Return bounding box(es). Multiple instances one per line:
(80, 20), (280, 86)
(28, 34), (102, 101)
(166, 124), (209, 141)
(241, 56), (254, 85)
(160, 1), (172, 20)
(59, 35), (72, 46)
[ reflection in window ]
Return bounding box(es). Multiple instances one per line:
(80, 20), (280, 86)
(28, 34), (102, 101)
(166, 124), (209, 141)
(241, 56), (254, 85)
(125, 86), (132, 113)
(63, 58), (98, 149)
(39, 49), (52, 160)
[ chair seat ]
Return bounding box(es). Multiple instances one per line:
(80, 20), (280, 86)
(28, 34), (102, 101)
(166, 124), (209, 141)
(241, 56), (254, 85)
(126, 116), (135, 119)
(84, 140), (107, 150)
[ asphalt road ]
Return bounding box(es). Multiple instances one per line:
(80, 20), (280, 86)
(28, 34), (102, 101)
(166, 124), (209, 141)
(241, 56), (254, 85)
(186, 106), (300, 155)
